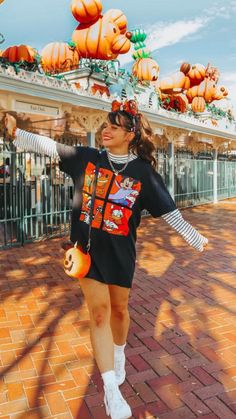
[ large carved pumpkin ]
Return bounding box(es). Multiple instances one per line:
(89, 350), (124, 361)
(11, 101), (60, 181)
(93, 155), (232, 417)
(72, 14), (130, 60)
(159, 71), (190, 92)
(132, 58), (159, 81)
(71, 0), (102, 23)
(41, 42), (79, 73)
(191, 97), (206, 113)
(187, 63), (206, 86)
(2, 45), (37, 63)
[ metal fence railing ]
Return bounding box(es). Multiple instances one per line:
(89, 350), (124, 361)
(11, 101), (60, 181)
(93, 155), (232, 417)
(1, 148), (236, 249)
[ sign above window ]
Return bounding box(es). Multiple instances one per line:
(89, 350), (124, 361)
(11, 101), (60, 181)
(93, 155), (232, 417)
(14, 100), (60, 116)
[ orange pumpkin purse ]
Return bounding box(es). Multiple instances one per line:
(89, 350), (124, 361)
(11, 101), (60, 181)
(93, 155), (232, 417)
(63, 153), (101, 279)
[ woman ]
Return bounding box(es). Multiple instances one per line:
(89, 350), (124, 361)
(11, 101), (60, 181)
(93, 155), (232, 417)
(5, 102), (207, 419)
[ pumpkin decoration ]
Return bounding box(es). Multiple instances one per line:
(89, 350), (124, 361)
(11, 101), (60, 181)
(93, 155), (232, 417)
(159, 71), (190, 92)
(103, 9), (128, 34)
(72, 4), (131, 60)
(64, 242), (91, 279)
(71, 0), (102, 24)
(2, 44), (37, 63)
(130, 29), (159, 82)
(191, 97), (206, 113)
(0, 0), (5, 4)
(132, 57), (159, 81)
(180, 62), (191, 75)
(186, 79), (217, 103)
(187, 63), (206, 86)
(41, 42), (79, 74)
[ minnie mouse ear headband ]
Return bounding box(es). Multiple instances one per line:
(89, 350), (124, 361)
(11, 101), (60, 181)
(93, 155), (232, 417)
(111, 99), (139, 132)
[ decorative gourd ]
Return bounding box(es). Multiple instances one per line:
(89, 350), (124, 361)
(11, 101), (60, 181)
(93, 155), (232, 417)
(180, 62), (191, 75)
(191, 97), (206, 113)
(64, 243), (91, 279)
(41, 42), (79, 73)
(71, 0), (102, 23)
(132, 57), (159, 81)
(187, 63), (206, 85)
(159, 71), (190, 92)
(2, 44), (37, 63)
(103, 9), (128, 34)
(72, 14), (131, 60)
(186, 79), (217, 103)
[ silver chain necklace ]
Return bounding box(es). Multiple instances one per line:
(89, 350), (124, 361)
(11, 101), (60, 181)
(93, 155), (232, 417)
(106, 150), (130, 176)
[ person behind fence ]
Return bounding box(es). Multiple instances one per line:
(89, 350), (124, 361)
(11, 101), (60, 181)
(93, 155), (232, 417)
(5, 101), (208, 419)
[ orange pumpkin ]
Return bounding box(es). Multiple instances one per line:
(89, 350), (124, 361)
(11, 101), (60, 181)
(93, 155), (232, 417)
(2, 44), (37, 63)
(191, 97), (206, 113)
(180, 62), (191, 75)
(132, 58), (159, 81)
(72, 15), (130, 60)
(103, 9), (128, 34)
(186, 79), (216, 103)
(41, 42), (79, 73)
(71, 0), (102, 23)
(64, 243), (91, 279)
(0, 0), (5, 4)
(187, 63), (206, 86)
(159, 71), (190, 92)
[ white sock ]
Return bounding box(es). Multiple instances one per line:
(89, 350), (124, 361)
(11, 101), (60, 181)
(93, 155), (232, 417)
(114, 343), (126, 356)
(101, 370), (117, 387)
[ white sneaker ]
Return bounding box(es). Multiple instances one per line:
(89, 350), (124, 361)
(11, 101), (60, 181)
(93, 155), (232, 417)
(104, 383), (132, 419)
(114, 352), (126, 386)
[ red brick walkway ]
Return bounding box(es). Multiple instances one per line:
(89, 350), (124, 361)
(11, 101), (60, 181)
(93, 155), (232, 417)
(0, 200), (236, 419)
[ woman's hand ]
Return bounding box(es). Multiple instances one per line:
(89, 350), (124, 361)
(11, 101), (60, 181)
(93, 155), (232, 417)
(4, 113), (17, 137)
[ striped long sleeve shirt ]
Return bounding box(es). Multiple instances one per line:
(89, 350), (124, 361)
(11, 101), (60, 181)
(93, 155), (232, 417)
(14, 129), (208, 252)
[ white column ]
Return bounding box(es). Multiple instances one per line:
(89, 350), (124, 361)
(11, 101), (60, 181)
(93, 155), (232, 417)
(213, 148), (218, 204)
(167, 142), (175, 199)
(87, 131), (96, 148)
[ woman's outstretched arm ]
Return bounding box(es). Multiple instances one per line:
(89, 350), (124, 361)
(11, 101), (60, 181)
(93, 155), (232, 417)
(14, 128), (59, 158)
(162, 208), (208, 252)
(5, 113), (59, 158)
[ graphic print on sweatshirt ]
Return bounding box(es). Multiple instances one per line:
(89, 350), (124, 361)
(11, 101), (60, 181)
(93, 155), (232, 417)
(80, 162), (141, 236)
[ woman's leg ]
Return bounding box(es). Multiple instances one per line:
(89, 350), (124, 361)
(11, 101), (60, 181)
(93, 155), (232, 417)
(79, 278), (132, 418)
(79, 277), (114, 373)
(109, 285), (131, 345)
(109, 285), (131, 387)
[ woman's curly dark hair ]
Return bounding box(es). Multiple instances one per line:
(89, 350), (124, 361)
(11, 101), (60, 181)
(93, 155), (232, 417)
(105, 110), (157, 169)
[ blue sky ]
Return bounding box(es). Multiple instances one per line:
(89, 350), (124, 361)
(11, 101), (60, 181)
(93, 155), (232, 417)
(1, 0), (236, 108)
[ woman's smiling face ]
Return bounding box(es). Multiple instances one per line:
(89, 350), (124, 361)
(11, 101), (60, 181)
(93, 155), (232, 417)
(101, 116), (134, 154)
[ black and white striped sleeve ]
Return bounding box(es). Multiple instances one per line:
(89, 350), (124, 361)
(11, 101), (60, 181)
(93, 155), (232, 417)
(162, 208), (208, 252)
(14, 129), (59, 158)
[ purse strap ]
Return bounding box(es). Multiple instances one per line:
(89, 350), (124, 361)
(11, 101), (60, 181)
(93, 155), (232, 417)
(86, 151), (101, 252)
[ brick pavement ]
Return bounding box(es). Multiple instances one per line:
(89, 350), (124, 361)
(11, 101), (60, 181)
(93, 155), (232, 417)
(0, 200), (236, 419)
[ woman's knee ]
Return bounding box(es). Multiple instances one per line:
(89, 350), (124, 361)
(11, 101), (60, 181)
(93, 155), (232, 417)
(111, 303), (129, 321)
(90, 303), (110, 327)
